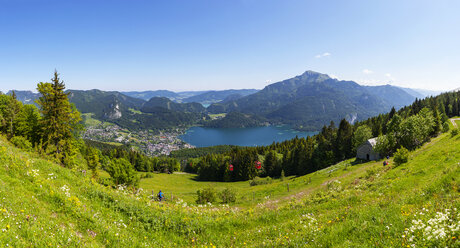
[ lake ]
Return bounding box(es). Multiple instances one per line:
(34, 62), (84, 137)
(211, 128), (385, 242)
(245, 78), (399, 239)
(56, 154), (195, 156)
(179, 126), (317, 147)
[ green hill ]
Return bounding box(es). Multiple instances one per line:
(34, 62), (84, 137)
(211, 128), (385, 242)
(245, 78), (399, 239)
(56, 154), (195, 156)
(7, 90), (207, 131)
(182, 89), (259, 105)
(68, 89), (145, 120)
(140, 97), (206, 113)
(204, 112), (268, 128)
(0, 120), (458, 247)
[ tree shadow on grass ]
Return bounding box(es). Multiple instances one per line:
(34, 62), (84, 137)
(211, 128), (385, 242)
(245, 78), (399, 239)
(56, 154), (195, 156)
(351, 158), (368, 166)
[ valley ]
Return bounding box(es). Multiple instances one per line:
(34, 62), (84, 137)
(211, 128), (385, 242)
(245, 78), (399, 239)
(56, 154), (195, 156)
(9, 70), (430, 153)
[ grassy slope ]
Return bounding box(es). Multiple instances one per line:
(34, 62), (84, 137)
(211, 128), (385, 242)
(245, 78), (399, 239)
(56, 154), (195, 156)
(0, 126), (459, 247)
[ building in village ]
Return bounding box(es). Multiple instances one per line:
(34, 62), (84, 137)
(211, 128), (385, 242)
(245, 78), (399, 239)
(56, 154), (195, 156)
(356, 137), (381, 161)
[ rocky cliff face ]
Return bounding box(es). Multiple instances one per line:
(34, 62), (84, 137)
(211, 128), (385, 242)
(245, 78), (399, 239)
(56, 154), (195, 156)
(104, 102), (122, 119)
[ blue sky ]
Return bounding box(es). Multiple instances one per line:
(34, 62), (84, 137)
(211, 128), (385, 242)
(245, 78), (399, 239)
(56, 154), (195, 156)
(0, 0), (459, 92)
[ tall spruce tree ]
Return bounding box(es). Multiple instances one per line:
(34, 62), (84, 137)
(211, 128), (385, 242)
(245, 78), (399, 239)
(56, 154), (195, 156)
(36, 71), (81, 164)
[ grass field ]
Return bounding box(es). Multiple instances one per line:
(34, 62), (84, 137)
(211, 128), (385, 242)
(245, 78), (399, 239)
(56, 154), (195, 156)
(138, 160), (364, 206)
(139, 172), (302, 205)
(0, 120), (459, 247)
(129, 108), (143, 114)
(82, 113), (102, 127)
(209, 113), (227, 120)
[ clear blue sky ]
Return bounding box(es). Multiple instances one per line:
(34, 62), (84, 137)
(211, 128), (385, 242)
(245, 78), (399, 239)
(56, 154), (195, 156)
(1, 0), (459, 92)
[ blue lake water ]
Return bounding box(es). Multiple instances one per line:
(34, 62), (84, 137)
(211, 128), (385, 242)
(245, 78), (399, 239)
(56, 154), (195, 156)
(179, 126), (317, 147)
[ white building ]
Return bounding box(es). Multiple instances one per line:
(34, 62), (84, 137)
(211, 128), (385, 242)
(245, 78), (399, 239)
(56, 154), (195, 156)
(356, 137), (381, 161)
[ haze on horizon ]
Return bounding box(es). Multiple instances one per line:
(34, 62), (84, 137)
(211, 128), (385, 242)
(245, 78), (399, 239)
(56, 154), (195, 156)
(1, 0), (459, 93)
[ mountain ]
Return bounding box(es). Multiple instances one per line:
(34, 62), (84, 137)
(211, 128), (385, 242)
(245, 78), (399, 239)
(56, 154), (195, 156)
(122, 90), (210, 102)
(6, 90), (40, 105)
(398, 87), (442, 98)
(140, 97), (205, 113)
(205, 112), (268, 128)
(182, 89), (259, 105)
(123, 89), (260, 105)
(8, 89), (206, 130)
(121, 90), (180, 101)
(207, 71), (416, 130)
(68, 89), (145, 120)
(69, 91), (207, 130)
(363, 85), (416, 109)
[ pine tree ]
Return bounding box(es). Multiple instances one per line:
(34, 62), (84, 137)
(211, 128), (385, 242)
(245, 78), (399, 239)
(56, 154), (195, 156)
(86, 147), (100, 179)
(36, 71), (81, 164)
(1, 93), (22, 138)
(336, 119), (353, 161)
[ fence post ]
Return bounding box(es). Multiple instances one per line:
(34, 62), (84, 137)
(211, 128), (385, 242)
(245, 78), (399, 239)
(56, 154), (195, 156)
(287, 183), (290, 192)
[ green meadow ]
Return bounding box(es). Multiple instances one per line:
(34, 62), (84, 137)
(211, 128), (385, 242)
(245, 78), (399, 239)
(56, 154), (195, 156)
(0, 121), (458, 247)
(82, 113), (102, 127)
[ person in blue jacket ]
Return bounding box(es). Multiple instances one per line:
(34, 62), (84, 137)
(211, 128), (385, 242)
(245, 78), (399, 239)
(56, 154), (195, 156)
(158, 190), (164, 202)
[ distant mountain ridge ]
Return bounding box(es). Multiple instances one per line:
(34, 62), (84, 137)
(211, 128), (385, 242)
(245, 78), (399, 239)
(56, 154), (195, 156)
(397, 87), (442, 98)
(122, 89), (259, 105)
(122, 90), (208, 102)
(182, 89), (259, 104)
(7, 71), (434, 131)
(6, 90), (40, 105)
(208, 71), (417, 130)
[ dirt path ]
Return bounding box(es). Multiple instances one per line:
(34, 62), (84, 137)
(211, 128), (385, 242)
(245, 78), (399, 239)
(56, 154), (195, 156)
(451, 118), (460, 128)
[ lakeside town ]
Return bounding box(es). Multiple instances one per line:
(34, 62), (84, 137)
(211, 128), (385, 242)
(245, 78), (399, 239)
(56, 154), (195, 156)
(82, 123), (194, 156)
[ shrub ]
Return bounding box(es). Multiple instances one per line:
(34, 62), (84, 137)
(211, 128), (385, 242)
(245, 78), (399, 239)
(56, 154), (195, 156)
(196, 187), (216, 204)
(10, 136), (32, 151)
(394, 146), (409, 166)
(450, 128), (459, 137)
(105, 158), (139, 186)
(249, 176), (273, 186)
(442, 122), (450, 133)
(219, 188), (236, 203)
(140, 172), (154, 179)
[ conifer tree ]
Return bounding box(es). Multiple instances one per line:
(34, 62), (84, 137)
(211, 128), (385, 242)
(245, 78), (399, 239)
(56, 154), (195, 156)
(36, 71), (81, 164)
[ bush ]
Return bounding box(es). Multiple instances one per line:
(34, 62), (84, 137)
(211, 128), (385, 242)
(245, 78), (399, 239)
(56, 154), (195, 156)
(10, 136), (32, 151)
(393, 146), (409, 166)
(219, 188), (236, 203)
(140, 172), (154, 179)
(105, 158), (139, 186)
(196, 187), (217, 204)
(442, 122), (450, 133)
(450, 128), (459, 137)
(249, 176), (273, 186)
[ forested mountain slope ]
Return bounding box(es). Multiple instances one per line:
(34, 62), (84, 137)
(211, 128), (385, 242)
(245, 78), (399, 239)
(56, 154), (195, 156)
(208, 71), (417, 130)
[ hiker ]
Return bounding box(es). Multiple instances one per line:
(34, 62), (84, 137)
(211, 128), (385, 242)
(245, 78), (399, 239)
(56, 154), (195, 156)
(383, 160), (387, 166)
(157, 190), (164, 202)
(386, 155), (390, 160)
